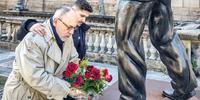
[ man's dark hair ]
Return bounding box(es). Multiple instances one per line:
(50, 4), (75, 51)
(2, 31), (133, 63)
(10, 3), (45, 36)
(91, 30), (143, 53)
(74, 0), (93, 13)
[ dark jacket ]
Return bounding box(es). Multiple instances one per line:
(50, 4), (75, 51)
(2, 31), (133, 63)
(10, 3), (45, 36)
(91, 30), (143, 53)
(16, 19), (37, 41)
(16, 19), (90, 59)
(73, 23), (90, 60)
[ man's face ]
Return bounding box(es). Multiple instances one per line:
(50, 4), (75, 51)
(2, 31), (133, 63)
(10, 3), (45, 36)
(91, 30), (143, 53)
(54, 11), (79, 40)
(73, 8), (90, 26)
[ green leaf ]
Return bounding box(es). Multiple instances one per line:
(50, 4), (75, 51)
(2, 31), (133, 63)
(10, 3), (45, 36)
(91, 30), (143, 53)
(79, 59), (88, 68)
(70, 73), (77, 79)
(87, 88), (97, 96)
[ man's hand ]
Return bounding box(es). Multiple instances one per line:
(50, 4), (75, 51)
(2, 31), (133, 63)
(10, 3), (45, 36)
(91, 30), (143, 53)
(68, 88), (89, 100)
(29, 23), (46, 36)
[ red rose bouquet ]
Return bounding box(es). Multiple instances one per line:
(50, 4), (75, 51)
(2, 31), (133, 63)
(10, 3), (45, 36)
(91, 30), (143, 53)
(63, 59), (112, 97)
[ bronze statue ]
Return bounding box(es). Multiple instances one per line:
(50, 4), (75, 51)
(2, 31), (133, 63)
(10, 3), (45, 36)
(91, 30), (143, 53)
(115, 0), (197, 100)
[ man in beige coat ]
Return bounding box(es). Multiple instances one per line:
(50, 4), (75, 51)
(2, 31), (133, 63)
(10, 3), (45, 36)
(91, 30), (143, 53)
(2, 2), (92, 100)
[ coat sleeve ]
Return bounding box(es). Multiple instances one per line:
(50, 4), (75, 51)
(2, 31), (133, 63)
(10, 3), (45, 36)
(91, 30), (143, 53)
(17, 37), (71, 100)
(16, 19), (37, 41)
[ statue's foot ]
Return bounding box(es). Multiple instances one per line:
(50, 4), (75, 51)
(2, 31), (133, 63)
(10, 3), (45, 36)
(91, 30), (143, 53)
(162, 89), (196, 100)
(120, 94), (145, 100)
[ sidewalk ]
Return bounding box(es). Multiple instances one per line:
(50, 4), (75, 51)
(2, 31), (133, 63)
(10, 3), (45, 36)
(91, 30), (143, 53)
(99, 79), (200, 100)
(89, 62), (200, 100)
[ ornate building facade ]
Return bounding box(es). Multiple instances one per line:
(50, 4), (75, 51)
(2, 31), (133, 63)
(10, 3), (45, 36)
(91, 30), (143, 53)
(1, 0), (200, 21)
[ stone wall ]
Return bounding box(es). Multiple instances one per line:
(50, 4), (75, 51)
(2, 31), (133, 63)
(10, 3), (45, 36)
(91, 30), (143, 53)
(0, 0), (8, 11)
(172, 0), (200, 21)
(2, 0), (117, 16)
(1, 0), (200, 21)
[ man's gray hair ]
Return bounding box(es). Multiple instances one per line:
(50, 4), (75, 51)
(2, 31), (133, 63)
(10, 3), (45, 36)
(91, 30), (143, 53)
(53, 6), (71, 19)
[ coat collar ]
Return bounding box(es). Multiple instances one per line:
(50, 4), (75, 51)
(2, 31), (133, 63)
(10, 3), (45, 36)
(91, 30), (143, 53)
(42, 19), (72, 74)
(42, 19), (62, 64)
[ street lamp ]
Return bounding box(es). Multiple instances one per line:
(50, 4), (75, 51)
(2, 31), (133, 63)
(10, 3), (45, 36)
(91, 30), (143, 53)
(99, 0), (105, 15)
(15, 0), (25, 11)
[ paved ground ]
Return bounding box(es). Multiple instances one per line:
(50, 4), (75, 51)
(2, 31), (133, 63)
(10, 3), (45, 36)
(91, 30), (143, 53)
(0, 49), (14, 77)
(99, 79), (200, 100)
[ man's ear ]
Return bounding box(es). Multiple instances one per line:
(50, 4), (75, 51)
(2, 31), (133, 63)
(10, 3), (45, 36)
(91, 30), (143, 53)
(53, 18), (58, 27)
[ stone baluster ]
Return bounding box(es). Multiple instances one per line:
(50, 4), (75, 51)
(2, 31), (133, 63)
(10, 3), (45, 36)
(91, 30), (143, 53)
(112, 36), (117, 55)
(10, 24), (15, 42)
(93, 31), (100, 53)
(86, 30), (93, 52)
(196, 45), (200, 70)
(143, 36), (148, 59)
(191, 43), (200, 75)
(11, 24), (20, 42)
(156, 51), (160, 60)
(99, 31), (106, 53)
(148, 42), (158, 60)
(0, 22), (3, 38)
(146, 39), (151, 59)
(106, 32), (113, 54)
(6, 22), (12, 42)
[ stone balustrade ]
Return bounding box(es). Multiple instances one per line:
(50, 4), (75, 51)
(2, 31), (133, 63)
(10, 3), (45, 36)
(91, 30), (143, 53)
(0, 12), (200, 73)
(85, 27), (117, 64)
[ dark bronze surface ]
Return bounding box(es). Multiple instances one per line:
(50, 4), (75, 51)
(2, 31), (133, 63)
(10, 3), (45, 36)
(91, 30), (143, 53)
(115, 0), (197, 100)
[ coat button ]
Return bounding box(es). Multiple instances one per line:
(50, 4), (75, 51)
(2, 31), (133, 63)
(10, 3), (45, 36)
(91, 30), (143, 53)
(47, 95), (53, 99)
(27, 96), (31, 99)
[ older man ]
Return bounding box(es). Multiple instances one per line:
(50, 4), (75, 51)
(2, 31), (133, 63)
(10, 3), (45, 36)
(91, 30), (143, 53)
(2, 5), (91, 100)
(16, 0), (92, 60)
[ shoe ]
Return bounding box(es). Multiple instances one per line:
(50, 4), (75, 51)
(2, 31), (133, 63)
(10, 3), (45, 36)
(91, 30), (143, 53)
(162, 89), (196, 100)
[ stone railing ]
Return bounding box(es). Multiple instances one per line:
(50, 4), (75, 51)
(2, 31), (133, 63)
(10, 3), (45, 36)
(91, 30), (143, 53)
(0, 16), (22, 50)
(85, 26), (117, 64)
(85, 27), (200, 72)
(0, 14), (45, 50)
(1, 11), (200, 72)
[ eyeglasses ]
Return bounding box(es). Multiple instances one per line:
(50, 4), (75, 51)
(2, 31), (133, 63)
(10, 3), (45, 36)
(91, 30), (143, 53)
(58, 18), (77, 30)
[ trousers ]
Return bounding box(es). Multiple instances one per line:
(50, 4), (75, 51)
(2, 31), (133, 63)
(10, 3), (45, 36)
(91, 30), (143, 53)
(115, 0), (197, 100)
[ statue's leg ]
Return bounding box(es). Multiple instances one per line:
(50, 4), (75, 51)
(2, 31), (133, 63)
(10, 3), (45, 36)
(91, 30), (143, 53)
(148, 1), (197, 99)
(115, 1), (153, 100)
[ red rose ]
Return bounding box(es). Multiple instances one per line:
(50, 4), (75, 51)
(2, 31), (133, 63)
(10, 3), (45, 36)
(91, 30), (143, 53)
(73, 83), (79, 88)
(84, 71), (91, 79)
(86, 65), (94, 72)
(63, 70), (71, 78)
(105, 75), (112, 82)
(73, 74), (84, 88)
(91, 67), (100, 80)
(66, 62), (78, 74)
(103, 68), (108, 77)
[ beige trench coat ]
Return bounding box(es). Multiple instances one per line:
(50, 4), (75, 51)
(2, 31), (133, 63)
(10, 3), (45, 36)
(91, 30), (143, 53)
(2, 19), (79, 100)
